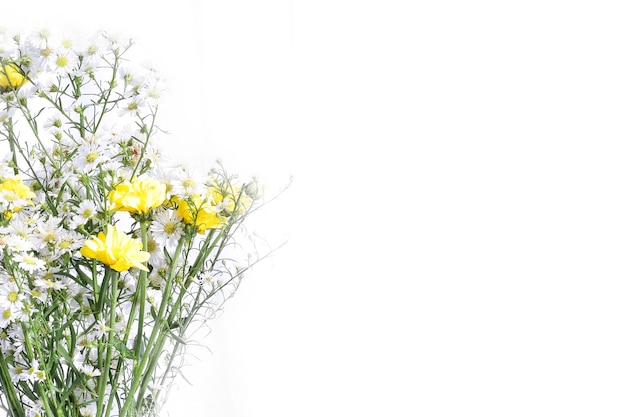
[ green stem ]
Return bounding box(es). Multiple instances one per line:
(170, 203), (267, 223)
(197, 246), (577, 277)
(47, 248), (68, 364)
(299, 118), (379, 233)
(119, 237), (186, 417)
(129, 106), (158, 180)
(134, 221), (149, 359)
(96, 269), (119, 417)
(0, 355), (24, 417)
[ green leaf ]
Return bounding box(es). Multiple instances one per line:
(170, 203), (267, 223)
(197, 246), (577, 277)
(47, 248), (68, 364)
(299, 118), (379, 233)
(112, 335), (135, 360)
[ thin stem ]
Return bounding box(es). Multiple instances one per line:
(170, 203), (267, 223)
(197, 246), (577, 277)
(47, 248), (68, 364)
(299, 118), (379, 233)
(96, 269), (119, 417)
(134, 221), (149, 359)
(119, 237), (186, 417)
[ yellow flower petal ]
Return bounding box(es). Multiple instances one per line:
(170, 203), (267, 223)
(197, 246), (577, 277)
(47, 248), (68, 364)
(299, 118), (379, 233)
(108, 176), (166, 214)
(0, 64), (27, 88)
(80, 225), (149, 272)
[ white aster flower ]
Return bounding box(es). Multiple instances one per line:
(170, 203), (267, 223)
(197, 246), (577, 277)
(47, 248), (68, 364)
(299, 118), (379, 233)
(52, 49), (78, 75)
(150, 209), (184, 253)
(13, 253), (46, 272)
(0, 306), (16, 328)
(22, 360), (46, 382)
(54, 229), (84, 256)
(74, 141), (113, 173)
(139, 75), (166, 105)
(145, 234), (166, 268)
(33, 216), (62, 247)
(118, 94), (146, 117)
(3, 235), (34, 253)
(28, 28), (53, 49)
(0, 34), (18, 59)
(69, 200), (97, 228)
(0, 282), (24, 309)
(169, 166), (205, 198)
(8, 362), (28, 382)
(43, 111), (65, 133)
(91, 318), (110, 340)
(27, 287), (48, 303)
(33, 276), (66, 291)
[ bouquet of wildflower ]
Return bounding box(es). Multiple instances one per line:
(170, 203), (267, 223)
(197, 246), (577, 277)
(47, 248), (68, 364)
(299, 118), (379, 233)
(0, 28), (266, 417)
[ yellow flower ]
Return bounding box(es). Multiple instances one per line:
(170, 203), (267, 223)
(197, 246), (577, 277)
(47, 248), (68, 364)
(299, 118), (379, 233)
(0, 64), (27, 89)
(173, 194), (223, 234)
(80, 224), (150, 272)
(0, 177), (36, 210)
(108, 176), (166, 215)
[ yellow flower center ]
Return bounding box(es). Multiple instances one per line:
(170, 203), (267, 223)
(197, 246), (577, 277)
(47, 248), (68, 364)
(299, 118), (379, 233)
(56, 56), (69, 68)
(86, 151), (99, 163)
(7, 292), (18, 302)
(164, 222), (177, 235)
(147, 238), (157, 253)
(82, 208), (93, 218)
(3, 309), (11, 319)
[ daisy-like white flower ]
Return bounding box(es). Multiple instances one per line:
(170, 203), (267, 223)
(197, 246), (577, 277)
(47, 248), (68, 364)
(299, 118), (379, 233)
(52, 50), (78, 75)
(57, 33), (75, 52)
(54, 229), (84, 256)
(27, 287), (48, 303)
(0, 33), (18, 59)
(28, 28), (53, 50)
(22, 360), (46, 382)
(0, 305), (16, 328)
(169, 166), (206, 198)
(91, 318), (110, 340)
(150, 209), (184, 253)
(13, 253), (46, 273)
(0, 329), (11, 353)
(0, 107), (16, 125)
(0, 218), (32, 242)
(33, 275), (66, 291)
(146, 234), (166, 269)
(8, 362), (27, 382)
(139, 75), (166, 105)
(100, 120), (137, 145)
(65, 95), (92, 116)
(82, 33), (105, 57)
(79, 363), (101, 378)
(74, 141), (113, 173)
(32, 216), (62, 247)
(0, 281), (24, 309)
(69, 200), (98, 229)
(43, 111), (65, 134)
(118, 94), (145, 117)
(3, 235), (34, 253)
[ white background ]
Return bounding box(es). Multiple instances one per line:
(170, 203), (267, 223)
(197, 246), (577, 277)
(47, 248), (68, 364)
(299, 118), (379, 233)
(14, 1), (626, 416)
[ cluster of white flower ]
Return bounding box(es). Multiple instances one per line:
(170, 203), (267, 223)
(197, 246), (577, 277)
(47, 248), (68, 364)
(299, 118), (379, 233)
(0, 28), (259, 417)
